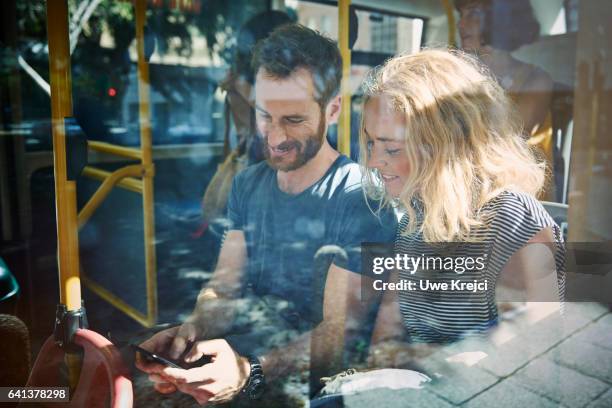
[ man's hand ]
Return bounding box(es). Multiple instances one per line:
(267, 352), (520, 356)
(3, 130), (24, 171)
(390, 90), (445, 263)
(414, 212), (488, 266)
(135, 324), (197, 395)
(161, 339), (251, 405)
(168, 320), (198, 360)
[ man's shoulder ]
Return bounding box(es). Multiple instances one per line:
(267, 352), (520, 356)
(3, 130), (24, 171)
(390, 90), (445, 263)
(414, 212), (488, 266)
(322, 155), (364, 195)
(327, 156), (397, 230)
(333, 155), (362, 177)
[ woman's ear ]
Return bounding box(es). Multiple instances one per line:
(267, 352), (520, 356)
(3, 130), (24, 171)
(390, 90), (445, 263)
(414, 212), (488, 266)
(325, 95), (343, 125)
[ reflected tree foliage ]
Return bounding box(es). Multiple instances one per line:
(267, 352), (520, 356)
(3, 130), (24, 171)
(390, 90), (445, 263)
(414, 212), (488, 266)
(14, 0), (260, 59)
(5, 0), (265, 143)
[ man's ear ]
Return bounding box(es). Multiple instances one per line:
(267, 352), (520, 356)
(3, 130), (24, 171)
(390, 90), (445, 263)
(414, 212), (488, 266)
(325, 95), (343, 125)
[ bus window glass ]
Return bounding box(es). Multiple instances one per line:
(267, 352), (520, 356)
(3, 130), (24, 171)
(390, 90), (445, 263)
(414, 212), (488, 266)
(289, 1), (427, 160)
(291, 1), (425, 94)
(1, 1), (612, 405)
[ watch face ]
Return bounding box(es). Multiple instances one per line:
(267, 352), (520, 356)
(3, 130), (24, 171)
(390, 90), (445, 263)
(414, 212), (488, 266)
(249, 382), (265, 400)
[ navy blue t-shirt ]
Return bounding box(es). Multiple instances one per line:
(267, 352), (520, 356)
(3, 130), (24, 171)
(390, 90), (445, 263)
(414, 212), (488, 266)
(227, 155), (396, 324)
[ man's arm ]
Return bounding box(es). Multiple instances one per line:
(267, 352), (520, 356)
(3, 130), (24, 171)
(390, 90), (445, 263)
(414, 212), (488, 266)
(194, 230), (246, 306)
(213, 230), (247, 289)
(169, 229), (248, 357)
(157, 263), (367, 405)
(135, 230), (247, 375)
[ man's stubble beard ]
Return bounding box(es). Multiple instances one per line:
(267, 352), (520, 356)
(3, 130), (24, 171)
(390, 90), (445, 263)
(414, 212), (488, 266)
(263, 108), (327, 172)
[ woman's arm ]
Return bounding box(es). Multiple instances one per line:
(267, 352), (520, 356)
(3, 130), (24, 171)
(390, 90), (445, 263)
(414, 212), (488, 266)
(500, 227), (559, 299)
(371, 271), (405, 344)
(499, 227), (562, 323)
(368, 271), (423, 368)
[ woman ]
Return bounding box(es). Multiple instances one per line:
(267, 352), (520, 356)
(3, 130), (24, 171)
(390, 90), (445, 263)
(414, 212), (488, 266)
(456, 0), (557, 200)
(359, 49), (565, 350)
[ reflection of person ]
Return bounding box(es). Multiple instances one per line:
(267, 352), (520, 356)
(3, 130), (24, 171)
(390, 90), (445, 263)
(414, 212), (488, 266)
(359, 50), (565, 354)
(137, 24), (396, 404)
(220, 10), (292, 162)
(202, 11), (292, 227)
(456, 0), (556, 200)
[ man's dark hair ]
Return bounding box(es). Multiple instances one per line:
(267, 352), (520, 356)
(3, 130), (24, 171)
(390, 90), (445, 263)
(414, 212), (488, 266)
(252, 24), (343, 107)
(455, 0), (540, 51)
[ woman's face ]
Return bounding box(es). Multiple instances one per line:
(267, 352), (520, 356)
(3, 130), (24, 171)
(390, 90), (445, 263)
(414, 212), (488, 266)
(458, 3), (486, 52)
(363, 95), (411, 198)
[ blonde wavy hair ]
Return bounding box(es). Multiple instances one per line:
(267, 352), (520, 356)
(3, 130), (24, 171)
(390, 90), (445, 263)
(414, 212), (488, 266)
(359, 49), (546, 242)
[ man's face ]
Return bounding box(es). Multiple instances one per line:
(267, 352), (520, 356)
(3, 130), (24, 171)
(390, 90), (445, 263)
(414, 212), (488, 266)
(254, 67), (328, 172)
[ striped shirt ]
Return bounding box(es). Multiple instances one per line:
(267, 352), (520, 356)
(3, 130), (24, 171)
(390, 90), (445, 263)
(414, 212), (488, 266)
(395, 191), (566, 343)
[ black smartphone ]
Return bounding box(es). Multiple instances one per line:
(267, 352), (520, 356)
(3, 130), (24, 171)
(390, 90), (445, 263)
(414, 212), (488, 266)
(131, 344), (182, 368)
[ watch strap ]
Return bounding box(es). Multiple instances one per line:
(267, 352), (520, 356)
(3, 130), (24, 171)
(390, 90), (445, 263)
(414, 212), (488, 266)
(242, 355), (266, 400)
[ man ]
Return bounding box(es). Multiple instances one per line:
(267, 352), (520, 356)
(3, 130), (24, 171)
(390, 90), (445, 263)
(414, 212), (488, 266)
(137, 24), (396, 405)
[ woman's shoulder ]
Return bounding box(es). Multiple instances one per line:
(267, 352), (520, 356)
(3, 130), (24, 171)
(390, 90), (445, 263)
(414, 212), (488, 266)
(483, 190), (557, 235)
(488, 189), (545, 211)
(396, 191), (558, 244)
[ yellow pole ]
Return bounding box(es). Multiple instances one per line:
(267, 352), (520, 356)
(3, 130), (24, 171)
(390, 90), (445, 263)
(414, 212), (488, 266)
(47, 0), (82, 312)
(81, 166), (144, 194)
(78, 165), (146, 228)
(88, 140), (143, 160)
(442, 0), (457, 47)
(135, 0), (158, 325)
(338, 0), (351, 156)
(47, 0), (83, 390)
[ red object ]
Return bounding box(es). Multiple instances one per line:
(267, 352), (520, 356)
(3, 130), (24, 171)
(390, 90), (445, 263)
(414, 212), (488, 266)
(190, 221), (208, 239)
(24, 329), (133, 407)
(107, 88), (117, 97)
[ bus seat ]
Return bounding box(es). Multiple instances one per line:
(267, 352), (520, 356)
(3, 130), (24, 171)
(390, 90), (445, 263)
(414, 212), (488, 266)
(541, 200), (568, 240)
(550, 81), (575, 203)
(23, 329), (133, 408)
(561, 120), (573, 204)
